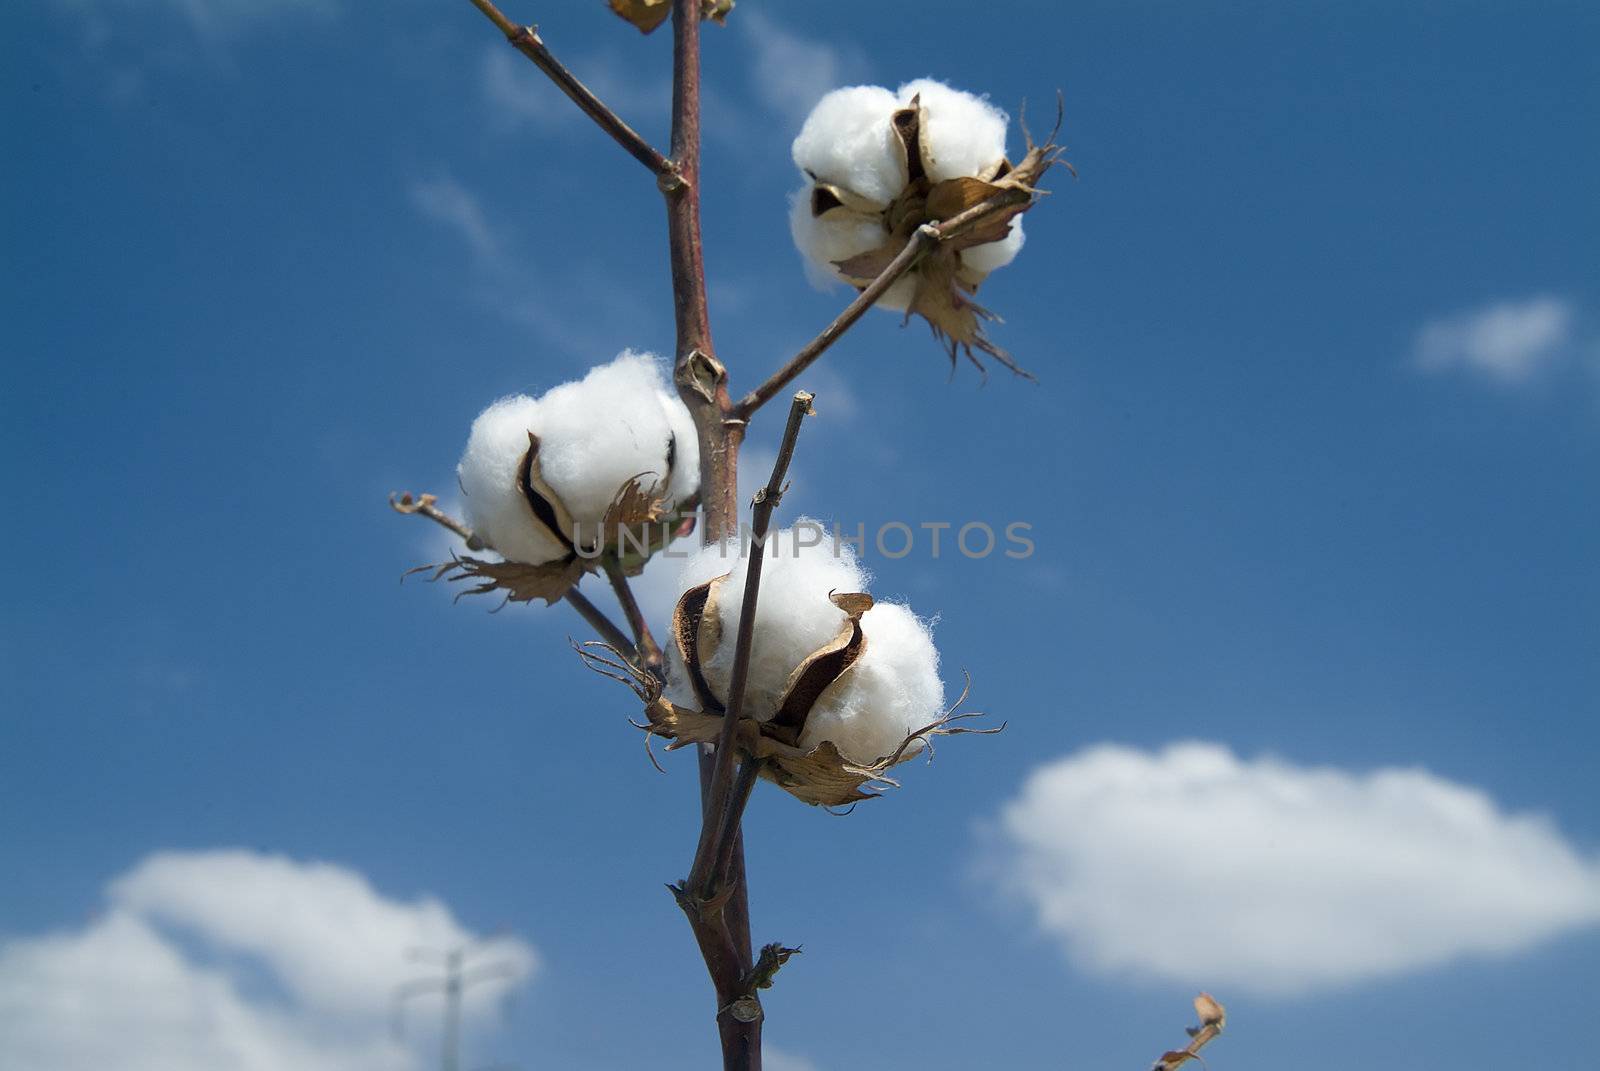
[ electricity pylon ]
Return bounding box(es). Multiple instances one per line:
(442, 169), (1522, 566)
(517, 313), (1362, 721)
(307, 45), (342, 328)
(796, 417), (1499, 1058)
(393, 942), (521, 1071)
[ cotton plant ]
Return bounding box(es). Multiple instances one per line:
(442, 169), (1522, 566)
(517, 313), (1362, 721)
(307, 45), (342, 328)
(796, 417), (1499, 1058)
(789, 80), (1063, 376)
(388, 3), (1115, 1069)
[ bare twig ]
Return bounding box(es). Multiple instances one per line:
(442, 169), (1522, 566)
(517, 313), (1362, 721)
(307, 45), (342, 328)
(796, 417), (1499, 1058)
(601, 557), (663, 676)
(564, 586), (637, 658)
(733, 188), (1035, 419)
(390, 492), (488, 551)
(687, 391), (815, 902)
(464, 0), (672, 176)
(390, 491), (637, 655)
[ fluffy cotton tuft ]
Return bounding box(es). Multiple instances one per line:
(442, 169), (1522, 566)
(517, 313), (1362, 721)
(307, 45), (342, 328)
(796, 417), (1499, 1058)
(790, 85), (907, 208)
(457, 351), (699, 564)
(789, 79), (1021, 301)
(894, 78), (1009, 183)
(666, 523), (946, 765)
(803, 601), (944, 764)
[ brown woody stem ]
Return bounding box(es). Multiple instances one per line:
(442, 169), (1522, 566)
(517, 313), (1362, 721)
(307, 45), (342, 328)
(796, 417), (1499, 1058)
(688, 391), (815, 902)
(601, 557), (663, 676)
(733, 188), (1033, 418)
(464, 0), (673, 176)
(659, 2), (759, 1066)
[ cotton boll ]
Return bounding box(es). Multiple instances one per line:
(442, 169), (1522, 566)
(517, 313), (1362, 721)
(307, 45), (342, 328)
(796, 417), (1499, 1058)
(533, 351), (679, 526)
(896, 79), (1009, 184)
(802, 601), (945, 765)
(457, 352), (696, 565)
(791, 85), (907, 207)
(458, 395), (572, 566)
(959, 216), (1026, 276)
(674, 523), (867, 721)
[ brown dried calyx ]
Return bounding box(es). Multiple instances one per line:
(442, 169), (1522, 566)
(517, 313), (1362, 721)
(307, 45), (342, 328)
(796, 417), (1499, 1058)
(608, 0), (733, 35)
(412, 432), (695, 607)
(578, 573), (998, 808)
(815, 97), (1066, 378)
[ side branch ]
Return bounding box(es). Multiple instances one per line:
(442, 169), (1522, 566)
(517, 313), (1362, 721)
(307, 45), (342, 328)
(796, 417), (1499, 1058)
(465, 0), (672, 176)
(733, 188), (1033, 419)
(602, 557), (663, 676)
(687, 391), (816, 900)
(390, 491), (637, 655)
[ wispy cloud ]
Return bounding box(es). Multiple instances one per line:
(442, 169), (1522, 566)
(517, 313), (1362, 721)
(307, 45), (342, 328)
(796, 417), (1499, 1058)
(738, 10), (866, 126)
(59, 0), (337, 36)
(993, 742), (1600, 996)
(480, 45), (668, 134)
(1413, 295), (1575, 383)
(409, 175), (500, 260)
(0, 849), (535, 1071)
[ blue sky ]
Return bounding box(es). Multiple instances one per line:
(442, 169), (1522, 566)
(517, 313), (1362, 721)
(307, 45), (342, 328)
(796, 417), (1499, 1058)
(2, 2), (1597, 1069)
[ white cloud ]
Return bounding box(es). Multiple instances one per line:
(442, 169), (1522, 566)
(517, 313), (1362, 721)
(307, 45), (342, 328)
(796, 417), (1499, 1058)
(739, 11), (864, 125)
(765, 1043), (822, 1071)
(1413, 295), (1575, 382)
(410, 176), (499, 260)
(0, 849), (536, 1071)
(995, 742), (1600, 996)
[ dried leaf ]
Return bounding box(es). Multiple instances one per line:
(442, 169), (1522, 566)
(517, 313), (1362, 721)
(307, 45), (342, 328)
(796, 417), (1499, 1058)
(766, 591), (872, 740)
(1194, 993), (1226, 1029)
(607, 0), (733, 33)
(607, 0), (670, 33)
(743, 942), (800, 992)
(925, 176), (1007, 221)
(1154, 1051), (1195, 1070)
(416, 554), (583, 607)
(605, 476), (666, 529)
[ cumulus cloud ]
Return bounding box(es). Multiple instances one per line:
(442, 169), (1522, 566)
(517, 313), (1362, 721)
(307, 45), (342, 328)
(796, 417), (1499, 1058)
(0, 849), (536, 1071)
(1413, 295), (1575, 382)
(995, 742), (1600, 996)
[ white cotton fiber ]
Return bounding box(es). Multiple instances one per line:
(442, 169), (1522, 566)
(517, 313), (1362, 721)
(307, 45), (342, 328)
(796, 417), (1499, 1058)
(802, 601), (945, 765)
(458, 394), (570, 566)
(959, 216), (1025, 275)
(896, 78), (1009, 183)
(787, 183), (892, 291)
(791, 85), (907, 208)
(665, 523), (946, 765)
(456, 352), (698, 564)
